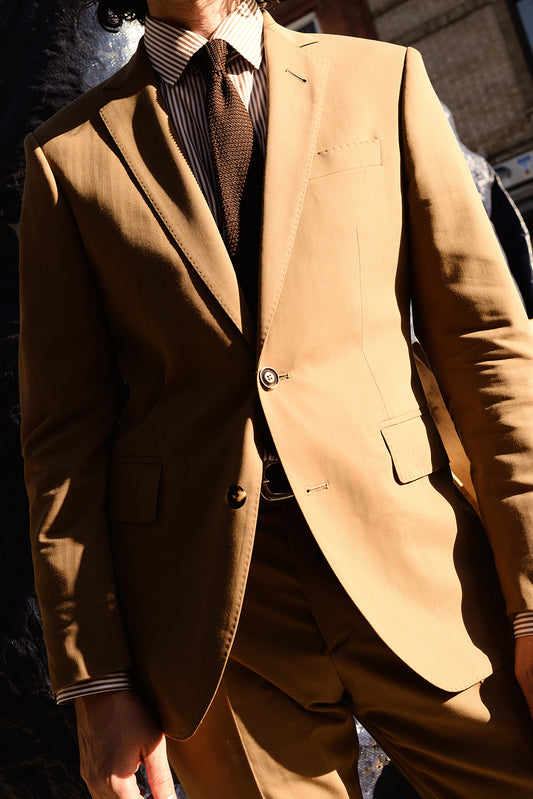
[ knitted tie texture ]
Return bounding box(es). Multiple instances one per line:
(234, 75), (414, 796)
(201, 39), (255, 259)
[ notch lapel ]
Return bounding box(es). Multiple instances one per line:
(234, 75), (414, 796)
(259, 18), (329, 348)
(99, 44), (255, 350)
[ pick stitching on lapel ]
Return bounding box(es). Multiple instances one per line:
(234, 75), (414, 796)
(99, 43), (256, 351)
(98, 23), (329, 357)
(258, 18), (329, 350)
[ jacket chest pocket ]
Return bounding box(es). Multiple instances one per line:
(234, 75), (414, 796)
(310, 139), (382, 181)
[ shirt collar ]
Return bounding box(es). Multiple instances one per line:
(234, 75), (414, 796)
(144, 0), (264, 87)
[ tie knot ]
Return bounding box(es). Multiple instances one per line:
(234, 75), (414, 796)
(202, 39), (229, 74)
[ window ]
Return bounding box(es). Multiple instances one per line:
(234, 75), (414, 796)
(510, 0), (533, 63)
(287, 12), (322, 34)
(518, 0), (533, 45)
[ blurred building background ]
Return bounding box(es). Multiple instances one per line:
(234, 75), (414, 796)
(272, 0), (533, 233)
(273, 0), (376, 37)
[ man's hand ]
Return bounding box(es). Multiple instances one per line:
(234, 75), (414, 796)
(514, 635), (533, 719)
(75, 689), (176, 799)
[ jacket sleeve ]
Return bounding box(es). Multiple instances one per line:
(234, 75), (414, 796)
(19, 133), (133, 693)
(402, 47), (533, 615)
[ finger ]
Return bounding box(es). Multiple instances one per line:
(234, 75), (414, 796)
(143, 737), (176, 799)
(107, 773), (145, 799)
(83, 772), (143, 799)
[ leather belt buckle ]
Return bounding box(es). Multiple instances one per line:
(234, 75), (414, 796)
(261, 458), (294, 502)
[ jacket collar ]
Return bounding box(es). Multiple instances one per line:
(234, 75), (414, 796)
(143, 0), (263, 87)
(99, 14), (329, 354)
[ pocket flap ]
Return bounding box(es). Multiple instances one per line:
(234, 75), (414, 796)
(381, 411), (449, 485)
(310, 139), (382, 180)
(107, 456), (161, 524)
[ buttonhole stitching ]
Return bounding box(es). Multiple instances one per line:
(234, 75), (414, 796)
(306, 482), (329, 494)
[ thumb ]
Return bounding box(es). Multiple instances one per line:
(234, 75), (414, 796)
(143, 735), (176, 799)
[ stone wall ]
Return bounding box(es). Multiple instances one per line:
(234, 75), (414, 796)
(367, 0), (533, 161)
(0, 2), (140, 796)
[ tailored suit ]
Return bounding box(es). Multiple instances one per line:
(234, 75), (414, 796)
(19, 13), (533, 749)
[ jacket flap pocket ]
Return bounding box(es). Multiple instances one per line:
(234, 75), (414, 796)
(381, 411), (449, 485)
(108, 456), (161, 524)
(310, 139), (382, 180)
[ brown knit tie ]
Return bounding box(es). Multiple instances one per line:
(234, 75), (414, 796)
(198, 39), (263, 314)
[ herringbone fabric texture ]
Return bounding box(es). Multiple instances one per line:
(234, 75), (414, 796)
(198, 39), (263, 314)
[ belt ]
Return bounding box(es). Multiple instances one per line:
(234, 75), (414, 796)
(261, 456), (294, 502)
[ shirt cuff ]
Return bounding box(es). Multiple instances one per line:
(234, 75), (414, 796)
(56, 670), (133, 705)
(55, 611), (533, 701)
(513, 611), (533, 638)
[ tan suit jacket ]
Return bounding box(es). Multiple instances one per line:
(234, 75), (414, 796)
(19, 15), (533, 739)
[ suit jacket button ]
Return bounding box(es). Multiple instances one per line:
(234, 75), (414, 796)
(227, 485), (247, 509)
(259, 367), (279, 391)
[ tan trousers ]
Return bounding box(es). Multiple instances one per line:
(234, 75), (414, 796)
(166, 499), (533, 798)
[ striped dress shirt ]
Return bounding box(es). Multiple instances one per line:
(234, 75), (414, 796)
(144, 0), (267, 231)
(57, 0), (267, 704)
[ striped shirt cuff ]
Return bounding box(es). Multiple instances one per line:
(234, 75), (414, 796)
(54, 609), (533, 701)
(513, 611), (533, 638)
(56, 670), (133, 704)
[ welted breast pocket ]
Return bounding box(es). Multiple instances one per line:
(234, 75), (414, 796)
(310, 138), (382, 181)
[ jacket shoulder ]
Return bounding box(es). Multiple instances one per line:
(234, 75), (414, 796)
(264, 15), (407, 71)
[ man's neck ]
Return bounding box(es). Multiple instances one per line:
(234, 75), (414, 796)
(146, 0), (243, 37)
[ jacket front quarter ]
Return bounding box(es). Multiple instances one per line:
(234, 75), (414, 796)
(19, 16), (533, 739)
